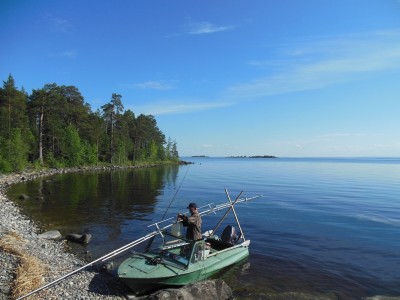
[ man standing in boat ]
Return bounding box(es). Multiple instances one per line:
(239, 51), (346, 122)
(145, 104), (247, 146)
(177, 203), (202, 240)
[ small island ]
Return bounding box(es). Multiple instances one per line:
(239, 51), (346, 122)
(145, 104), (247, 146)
(228, 155), (277, 158)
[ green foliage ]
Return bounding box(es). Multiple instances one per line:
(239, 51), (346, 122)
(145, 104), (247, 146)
(115, 142), (128, 165)
(62, 125), (83, 167)
(0, 74), (179, 173)
(45, 152), (65, 168)
(0, 75), (30, 139)
(0, 129), (29, 172)
(149, 141), (158, 161)
(82, 141), (98, 165)
(165, 137), (179, 162)
(0, 153), (12, 173)
(170, 140), (179, 162)
(8, 128), (29, 171)
(31, 159), (43, 171)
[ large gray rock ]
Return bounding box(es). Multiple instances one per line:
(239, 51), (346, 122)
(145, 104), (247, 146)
(139, 279), (233, 300)
(39, 230), (62, 240)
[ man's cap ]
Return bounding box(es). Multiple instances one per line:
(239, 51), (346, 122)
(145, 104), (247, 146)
(187, 202), (197, 209)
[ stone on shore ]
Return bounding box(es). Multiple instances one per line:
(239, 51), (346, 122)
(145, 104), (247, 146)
(38, 230), (62, 240)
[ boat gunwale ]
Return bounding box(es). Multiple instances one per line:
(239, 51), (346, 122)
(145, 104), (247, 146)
(206, 239), (250, 258)
(128, 251), (189, 271)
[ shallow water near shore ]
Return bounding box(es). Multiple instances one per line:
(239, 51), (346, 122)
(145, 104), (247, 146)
(6, 157), (400, 299)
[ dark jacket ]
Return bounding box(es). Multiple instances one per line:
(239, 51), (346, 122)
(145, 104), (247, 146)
(182, 212), (202, 240)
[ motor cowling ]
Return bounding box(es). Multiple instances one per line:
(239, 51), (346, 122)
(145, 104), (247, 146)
(221, 225), (238, 245)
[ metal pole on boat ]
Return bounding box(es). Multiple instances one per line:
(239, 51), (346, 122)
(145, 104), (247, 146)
(225, 189), (246, 241)
(210, 191), (243, 236)
(198, 195), (261, 217)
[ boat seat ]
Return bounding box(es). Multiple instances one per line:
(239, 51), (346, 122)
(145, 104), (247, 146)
(205, 238), (232, 251)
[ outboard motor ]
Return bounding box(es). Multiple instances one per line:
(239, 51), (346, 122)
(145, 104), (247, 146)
(221, 225), (238, 245)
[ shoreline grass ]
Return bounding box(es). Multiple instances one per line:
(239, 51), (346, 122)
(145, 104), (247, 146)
(0, 231), (46, 300)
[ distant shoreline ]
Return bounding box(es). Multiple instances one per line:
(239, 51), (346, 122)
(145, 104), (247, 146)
(190, 155), (277, 158)
(228, 155), (277, 158)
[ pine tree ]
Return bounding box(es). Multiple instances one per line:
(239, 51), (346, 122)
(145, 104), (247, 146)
(0, 75), (31, 168)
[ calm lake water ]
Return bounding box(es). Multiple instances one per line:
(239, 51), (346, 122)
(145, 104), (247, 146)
(7, 157), (400, 299)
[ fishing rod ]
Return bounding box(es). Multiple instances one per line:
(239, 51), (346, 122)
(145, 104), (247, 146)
(161, 163), (191, 220)
(17, 192), (262, 300)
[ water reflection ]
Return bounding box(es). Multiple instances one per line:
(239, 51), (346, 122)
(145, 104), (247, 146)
(7, 165), (180, 256)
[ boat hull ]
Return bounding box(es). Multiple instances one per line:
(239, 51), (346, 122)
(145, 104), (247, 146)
(118, 242), (249, 294)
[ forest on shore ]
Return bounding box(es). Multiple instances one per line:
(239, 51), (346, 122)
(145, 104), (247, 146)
(0, 74), (179, 173)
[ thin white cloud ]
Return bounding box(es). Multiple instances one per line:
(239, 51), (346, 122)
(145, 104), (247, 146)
(139, 30), (400, 117)
(121, 81), (175, 91)
(317, 133), (370, 139)
(51, 17), (73, 33)
(317, 133), (352, 138)
(186, 22), (235, 35)
(134, 99), (232, 115)
(165, 21), (235, 38)
(55, 18), (72, 32)
(48, 50), (77, 58)
(228, 30), (400, 100)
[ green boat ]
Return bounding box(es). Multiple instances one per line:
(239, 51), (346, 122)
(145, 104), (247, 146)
(117, 190), (257, 294)
(16, 190), (260, 300)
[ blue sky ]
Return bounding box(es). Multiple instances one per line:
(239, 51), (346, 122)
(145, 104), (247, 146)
(1, 1), (400, 157)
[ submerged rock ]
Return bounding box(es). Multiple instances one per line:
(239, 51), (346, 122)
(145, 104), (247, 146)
(18, 194), (29, 200)
(65, 233), (92, 244)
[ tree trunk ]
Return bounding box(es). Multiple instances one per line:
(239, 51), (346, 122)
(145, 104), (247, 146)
(110, 111), (113, 163)
(38, 107), (44, 164)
